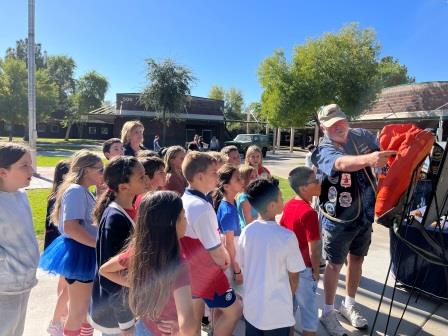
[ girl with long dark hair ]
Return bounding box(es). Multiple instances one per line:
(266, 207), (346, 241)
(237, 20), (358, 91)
(99, 191), (197, 336)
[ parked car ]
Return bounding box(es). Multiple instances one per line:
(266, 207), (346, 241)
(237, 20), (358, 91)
(224, 133), (272, 157)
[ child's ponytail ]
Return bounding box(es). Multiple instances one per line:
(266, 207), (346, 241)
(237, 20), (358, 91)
(93, 156), (139, 224)
(212, 164), (238, 211)
(93, 189), (116, 225)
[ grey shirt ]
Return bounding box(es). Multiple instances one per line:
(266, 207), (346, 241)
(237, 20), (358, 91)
(0, 190), (39, 294)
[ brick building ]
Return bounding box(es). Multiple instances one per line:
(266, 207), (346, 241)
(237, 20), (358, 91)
(90, 93), (225, 147)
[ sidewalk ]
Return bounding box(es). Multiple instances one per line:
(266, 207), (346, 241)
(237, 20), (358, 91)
(24, 150), (447, 335)
(27, 167), (54, 189)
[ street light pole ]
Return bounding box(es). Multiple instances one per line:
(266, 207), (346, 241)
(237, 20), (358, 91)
(27, 0), (37, 170)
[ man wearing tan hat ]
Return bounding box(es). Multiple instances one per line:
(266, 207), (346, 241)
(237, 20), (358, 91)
(311, 104), (395, 336)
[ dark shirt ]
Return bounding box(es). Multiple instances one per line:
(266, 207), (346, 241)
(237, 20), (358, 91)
(312, 128), (379, 225)
(90, 205), (135, 330)
(44, 195), (60, 250)
(123, 144), (146, 157)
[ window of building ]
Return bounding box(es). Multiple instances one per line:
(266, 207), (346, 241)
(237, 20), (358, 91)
(51, 125), (59, 133)
(89, 127), (97, 135)
(37, 124), (46, 132)
(101, 127), (109, 135)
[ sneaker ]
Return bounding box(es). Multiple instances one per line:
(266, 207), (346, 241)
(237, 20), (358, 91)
(339, 302), (368, 329)
(320, 262), (327, 273)
(320, 310), (349, 336)
(47, 321), (63, 336)
(201, 322), (212, 335)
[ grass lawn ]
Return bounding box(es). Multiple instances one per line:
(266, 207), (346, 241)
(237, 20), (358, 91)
(37, 155), (74, 167)
(27, 188), (51, 247)
(277, 176), (294, 201)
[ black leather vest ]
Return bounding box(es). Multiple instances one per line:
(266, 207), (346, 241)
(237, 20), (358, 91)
(319, 171), (361, 223)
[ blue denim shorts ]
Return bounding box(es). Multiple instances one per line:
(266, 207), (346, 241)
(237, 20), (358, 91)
(321, 216), (372, 265)
(294, 268), (318, 332)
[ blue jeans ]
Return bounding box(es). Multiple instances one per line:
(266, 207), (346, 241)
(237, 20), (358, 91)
(295, 268), (318, 332)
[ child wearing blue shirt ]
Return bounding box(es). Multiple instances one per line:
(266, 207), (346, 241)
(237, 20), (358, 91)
(213, 164), (244, 286)
(236, 165), (258, 228)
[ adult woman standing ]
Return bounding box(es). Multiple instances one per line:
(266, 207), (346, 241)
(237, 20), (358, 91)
(121, 120), (146, 156)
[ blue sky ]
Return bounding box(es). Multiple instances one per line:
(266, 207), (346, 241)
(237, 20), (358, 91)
(1, 0), (447, 106)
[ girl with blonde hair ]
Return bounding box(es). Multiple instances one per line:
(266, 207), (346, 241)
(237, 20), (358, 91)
(39, 150), (104, 336)
(245, 145), (271, 178)
(121, 120), (146, 156)
(163, 146), (188, 196)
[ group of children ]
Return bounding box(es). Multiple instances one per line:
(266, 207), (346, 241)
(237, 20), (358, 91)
(0, 119), (325, 336)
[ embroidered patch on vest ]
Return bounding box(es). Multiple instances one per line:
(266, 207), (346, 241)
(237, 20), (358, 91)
(339, 192), (352, 208)
(328, 175), (339, 184)
(340, 173), (351, 188)
(324, 202), (336, 216)
(328, 186), (338, 202)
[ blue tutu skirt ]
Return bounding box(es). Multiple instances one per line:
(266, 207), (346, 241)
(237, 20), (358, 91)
(39, 235), (96, 281)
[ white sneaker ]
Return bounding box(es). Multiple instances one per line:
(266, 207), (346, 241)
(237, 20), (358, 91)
(320, 310), (349, 336)
(339, 302), (368, 329)
(46, 320), (63, 336)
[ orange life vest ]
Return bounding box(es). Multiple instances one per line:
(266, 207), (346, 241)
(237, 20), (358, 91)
(375, 124), (434, 218)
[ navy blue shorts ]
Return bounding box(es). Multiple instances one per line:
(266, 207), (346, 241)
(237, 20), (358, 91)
(202, 289), (236, 308)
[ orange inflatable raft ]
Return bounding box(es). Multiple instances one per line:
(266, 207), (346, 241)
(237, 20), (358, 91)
(375, 124), (434, 219)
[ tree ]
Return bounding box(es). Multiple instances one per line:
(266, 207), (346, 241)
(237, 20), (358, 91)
(0, 58), (27, 140)
(5, 39), (47, 70)
(258, 49), (296, 127)
(47, 55), (76, 112)
(224, 88), (245, 120)
(258, 23), (384, 128)
(62, 71), (108, 140)
(208, 85), (225, 101)
(0, 58), (57, 140)
(377, 56), (415, 88)
(139, 58), (196, 145)
(208, 85), (245, 120)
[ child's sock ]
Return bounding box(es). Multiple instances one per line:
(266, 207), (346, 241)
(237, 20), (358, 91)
(344, 295), (356, 309)
(323, 304), (334, 315)
(80, 323), (93, 336)
(63, 328), (80, 336)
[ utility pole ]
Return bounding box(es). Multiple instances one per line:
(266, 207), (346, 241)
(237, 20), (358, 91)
(28, 0), (37, 170)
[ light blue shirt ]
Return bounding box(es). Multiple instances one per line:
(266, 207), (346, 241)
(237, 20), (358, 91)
(59, 184), (98, 238)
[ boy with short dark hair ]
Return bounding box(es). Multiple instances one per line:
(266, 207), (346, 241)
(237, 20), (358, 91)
(280, 167), (321, 336)
(102, 138), (123, 160)
(180, 151), (242, 335)
(238, 178), (305, 336)
(134, 157), (166, 209)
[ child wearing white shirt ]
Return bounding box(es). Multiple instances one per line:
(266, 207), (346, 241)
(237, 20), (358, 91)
(237, 178), (305, 335)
